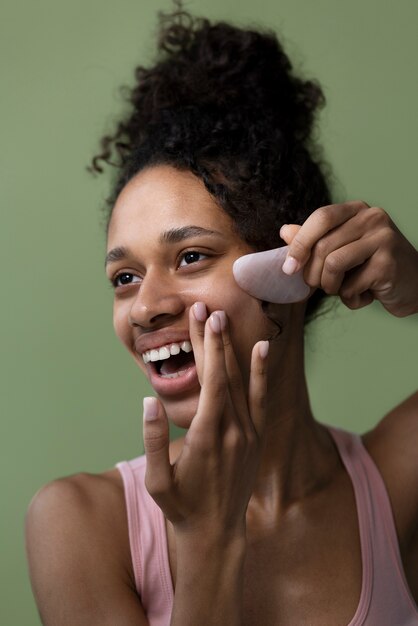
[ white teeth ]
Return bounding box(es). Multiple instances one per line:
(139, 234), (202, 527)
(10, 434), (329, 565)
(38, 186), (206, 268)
(150, 349), (160, 362)
(160, 370), (187, 379)
(159, 346), (171, 360)
(142, 340), (193, 363)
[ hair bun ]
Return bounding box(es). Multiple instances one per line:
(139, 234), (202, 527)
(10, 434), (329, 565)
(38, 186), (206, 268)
(128, 10), (324, 146)
(91, 5), (332, 322)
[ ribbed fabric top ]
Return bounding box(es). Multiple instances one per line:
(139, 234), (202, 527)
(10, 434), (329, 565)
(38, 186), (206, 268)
(328, 427), (418, 625)
(116, 427), (418, 625)
(116, 455), (173, 626)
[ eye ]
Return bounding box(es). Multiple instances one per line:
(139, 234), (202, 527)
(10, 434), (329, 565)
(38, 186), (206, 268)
(179, 250), (209, 267)
(112, 272), (141, 288)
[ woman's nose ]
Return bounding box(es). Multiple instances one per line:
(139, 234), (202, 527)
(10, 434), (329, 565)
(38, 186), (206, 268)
(128, 271), (185, 328)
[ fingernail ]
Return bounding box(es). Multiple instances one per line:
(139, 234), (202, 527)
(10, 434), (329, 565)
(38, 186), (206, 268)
(193, 301), (207, 322)
(279, 224), (288, 236)
(216, 310), (227, 330)
(209, 311), (226, 333)
(259, 340), (269, 359)
(282, 255), (300, 275)
(143, 397), (158, 421)
(209, 312), (221, 333)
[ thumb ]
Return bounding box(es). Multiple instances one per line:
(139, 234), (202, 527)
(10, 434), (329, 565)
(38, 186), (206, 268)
(143, 397), (172, 498)
(280, 224), (301, 245)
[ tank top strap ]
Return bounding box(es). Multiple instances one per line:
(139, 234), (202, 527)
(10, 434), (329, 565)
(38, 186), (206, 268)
(327, 426), (373, 623)
(116, 457), (174, 625)
(327, 426), (418, 625)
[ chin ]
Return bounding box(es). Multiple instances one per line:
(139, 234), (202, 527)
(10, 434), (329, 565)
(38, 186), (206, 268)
(161, 393), (200, 430)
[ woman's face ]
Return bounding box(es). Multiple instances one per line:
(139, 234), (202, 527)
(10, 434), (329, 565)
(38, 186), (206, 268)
(106, 165), (291, 428)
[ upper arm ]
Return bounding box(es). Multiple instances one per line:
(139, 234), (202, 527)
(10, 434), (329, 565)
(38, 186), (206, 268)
(363, 390), (418, 602)
(25, 473), (149, 626)
(363, 390), (418, 539)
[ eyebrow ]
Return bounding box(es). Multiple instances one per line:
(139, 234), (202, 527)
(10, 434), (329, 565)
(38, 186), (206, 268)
(105, 246), (129, 267)
(105, 225), (223, 267)
(160, 225), (222, 244)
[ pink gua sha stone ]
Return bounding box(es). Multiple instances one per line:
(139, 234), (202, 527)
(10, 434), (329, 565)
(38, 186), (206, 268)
(233, 245), (310, 304)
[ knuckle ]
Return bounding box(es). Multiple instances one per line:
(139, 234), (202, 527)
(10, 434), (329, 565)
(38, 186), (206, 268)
(303, 266), (319, 287)
(245, 429), (258, 449)
(315, 205), (334, 228)
(145, 474), (170, 497)
(322, 278), (340, 295)
(355, 199), (371, 209)
(340, 294), (360, 310)
(225, 428), (246, 451)
(144, 430), (167, 454)
(324, 252), (345, 275)
(376, 247), (393, 270)
(252, 362), (267, 377)
(305, 274), (318, 288)
(291, 235), (308, 256)
(379, 225), (397, 249)
(222, 334), (232, 349)
(314, 237), (330, 258)
(339, 284), (355, 300)
(205, 369), (226, 391)
(368, 205), (391, 226)
(189, 430), (212, 452)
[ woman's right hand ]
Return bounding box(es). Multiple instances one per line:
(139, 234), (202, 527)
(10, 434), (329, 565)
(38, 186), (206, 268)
(142, 303), (269, 540)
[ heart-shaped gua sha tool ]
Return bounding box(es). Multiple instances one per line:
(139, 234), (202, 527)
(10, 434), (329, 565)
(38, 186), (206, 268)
(233, 246), (310, 304)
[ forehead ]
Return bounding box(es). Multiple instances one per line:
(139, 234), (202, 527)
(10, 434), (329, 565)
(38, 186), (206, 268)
(107, 165), (235, 242)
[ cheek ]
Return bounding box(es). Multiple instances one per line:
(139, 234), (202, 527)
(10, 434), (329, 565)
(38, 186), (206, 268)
(223, 292), (268, 349)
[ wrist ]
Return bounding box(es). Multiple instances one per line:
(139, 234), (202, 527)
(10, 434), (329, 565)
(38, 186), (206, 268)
(173, 521), (247, 554)
(171, 527), (246, 625)
(175, 526), (246, 559)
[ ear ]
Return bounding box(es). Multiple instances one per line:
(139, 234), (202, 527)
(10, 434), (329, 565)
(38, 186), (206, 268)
(261, 299), (308, 338)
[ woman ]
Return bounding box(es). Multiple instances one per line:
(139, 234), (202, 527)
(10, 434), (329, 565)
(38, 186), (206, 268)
(25, 6), (418, 625)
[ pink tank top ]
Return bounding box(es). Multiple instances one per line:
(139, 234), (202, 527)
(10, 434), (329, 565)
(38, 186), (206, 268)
(116, 427), (418, 625)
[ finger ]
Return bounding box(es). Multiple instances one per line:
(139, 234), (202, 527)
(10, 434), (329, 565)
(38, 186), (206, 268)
(248, 340), (269, 439)
(340, 290), (375, 310)
(282, 202), (367, 275)
(302, 219), (366, 288)
(319, 236), (379, 294)
(189, 302), (208, 385)
(189, 311), (228, 436)
(217, 311), (253, 433)
(279, 224), (301, 245)
(338, 253), (383, 303)
(143, 397), (172, 499)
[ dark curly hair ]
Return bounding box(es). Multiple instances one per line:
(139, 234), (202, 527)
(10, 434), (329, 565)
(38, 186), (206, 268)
(90, 3), (333, 322)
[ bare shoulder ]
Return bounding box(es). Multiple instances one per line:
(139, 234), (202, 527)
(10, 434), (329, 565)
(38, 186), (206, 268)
(25, 469), (148, 626)
(362, 390), (418, 538)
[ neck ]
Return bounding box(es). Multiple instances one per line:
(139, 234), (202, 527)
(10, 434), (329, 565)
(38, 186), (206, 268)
(250, 312), (338, 516)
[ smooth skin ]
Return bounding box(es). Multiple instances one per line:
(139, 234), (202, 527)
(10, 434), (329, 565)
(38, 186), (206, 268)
(25, 166), (418, 626)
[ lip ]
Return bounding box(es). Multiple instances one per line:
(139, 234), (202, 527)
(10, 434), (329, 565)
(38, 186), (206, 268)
(134, 329), (192, 356)
(147, 360), (199, 397)
(134, 328), (199, 397)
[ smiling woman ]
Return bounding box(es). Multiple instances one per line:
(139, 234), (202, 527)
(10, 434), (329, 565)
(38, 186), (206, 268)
(106, 165), (282, 428)
(24, 4), (418, 626)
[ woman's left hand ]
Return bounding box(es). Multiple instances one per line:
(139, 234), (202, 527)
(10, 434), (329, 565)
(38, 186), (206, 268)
(280, 201), (418, 317)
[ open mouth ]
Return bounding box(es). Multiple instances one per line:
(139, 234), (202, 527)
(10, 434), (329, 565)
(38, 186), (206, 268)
(142, 341), (196, 379)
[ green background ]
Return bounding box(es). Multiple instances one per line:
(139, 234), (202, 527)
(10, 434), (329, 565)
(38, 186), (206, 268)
(2, 0), (417, 623)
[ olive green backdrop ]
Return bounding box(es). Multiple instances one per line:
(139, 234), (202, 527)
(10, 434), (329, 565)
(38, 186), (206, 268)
(2, 0), (417, 623)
